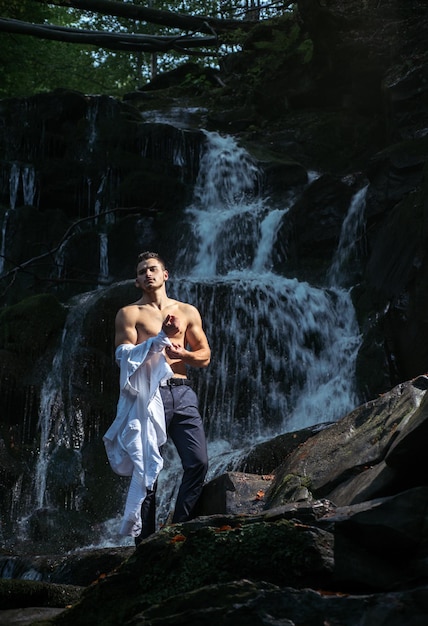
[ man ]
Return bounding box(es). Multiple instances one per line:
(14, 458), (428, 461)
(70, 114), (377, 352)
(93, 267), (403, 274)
(109, 251), (210, 545)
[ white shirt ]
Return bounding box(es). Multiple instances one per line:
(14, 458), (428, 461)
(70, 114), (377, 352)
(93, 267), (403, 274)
(103, 330), (173, 536)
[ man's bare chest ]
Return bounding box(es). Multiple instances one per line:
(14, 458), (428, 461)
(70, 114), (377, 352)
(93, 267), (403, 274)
(136, 304), (184, 341)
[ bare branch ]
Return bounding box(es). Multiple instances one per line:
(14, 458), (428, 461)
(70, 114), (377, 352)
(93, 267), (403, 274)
(0, 17), (218, 52)
(0, 205), (154, 285)
(30, 0), (255, 35)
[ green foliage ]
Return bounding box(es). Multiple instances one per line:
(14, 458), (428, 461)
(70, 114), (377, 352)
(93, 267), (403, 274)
(0, 0), (152, 96)
(234, 14), (313, 103)
(0, 0), (291, 97)
(251, 20), (312, 71)
(181, 70), (213, 92)
(297, 37), (313, 64)
(252, 23), (301, 53)
(0, 0), (51, 21)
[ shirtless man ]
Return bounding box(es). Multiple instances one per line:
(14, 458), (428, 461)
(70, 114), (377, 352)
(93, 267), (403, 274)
(115, 251), (211, 543)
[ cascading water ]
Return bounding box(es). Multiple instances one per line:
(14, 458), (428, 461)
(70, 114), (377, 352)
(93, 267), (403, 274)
(98, 232), (109, 284)
(174, 132), (360, 438)
(156, 131), (362, 516)
(22, 165), (36, 207)
(34, 292), (100, 515)
(328, 184), (368, 287)
(0, 163), (37, 274)
(9, 162), (20, 210)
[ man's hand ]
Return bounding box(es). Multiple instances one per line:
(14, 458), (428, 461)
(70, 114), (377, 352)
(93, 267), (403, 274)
(162, 314), (181, 337)
(165, 342), (187, 360)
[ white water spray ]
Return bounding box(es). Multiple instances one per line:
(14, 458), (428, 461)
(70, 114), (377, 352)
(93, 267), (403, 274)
(35, 293), (98, 509)
(175, 132), (361, 439)
(328, 185), (368, 286)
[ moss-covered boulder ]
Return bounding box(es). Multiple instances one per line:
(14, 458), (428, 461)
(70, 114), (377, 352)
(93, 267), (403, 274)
(45, 516), (333, 626)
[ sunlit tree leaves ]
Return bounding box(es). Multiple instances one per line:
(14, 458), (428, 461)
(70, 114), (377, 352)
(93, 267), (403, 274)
(0, 0), (294, 96)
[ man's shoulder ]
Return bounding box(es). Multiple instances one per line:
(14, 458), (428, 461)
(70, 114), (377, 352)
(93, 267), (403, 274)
(175, 300), (201, 322)
(175, 299), (198, 313)
(116, 302), (143, 318)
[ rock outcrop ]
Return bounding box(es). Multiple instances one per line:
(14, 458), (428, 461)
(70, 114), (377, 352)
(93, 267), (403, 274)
(4, 375), (428, 624)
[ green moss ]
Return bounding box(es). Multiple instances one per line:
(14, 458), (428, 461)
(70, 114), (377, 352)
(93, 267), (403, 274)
(133, 520), (305, 608)
(44, 516), (332, 626)
(0, 578), (82, 610)
(0, 293), (66, 359)
(267, 473), (312, 507)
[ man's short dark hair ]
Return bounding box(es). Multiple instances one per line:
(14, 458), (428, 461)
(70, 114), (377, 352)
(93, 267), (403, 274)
(137, 251), (166, 270)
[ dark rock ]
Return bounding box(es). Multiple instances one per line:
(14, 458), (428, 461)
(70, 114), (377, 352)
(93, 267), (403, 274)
(0, 606), (65, 625)
(266, 377), (428, 508)
(365, 136), (428, 218)
(385, 386), (428, 472)
(127, 580), (428, 626)
(0, 578), (82, 610)
(193, 472), (273, 516)
(0, 547), (133, 587)
(138, 62), (222, 92)
(322, 487), (428, 590)
(39, 517), (334, 626)
(272, 174), (355, 278)
(233, 424), (328, 475)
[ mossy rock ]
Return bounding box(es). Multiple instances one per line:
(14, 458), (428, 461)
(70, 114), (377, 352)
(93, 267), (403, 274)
(46, 516), (333, 626)
(0, 293), (66, 361)
(0, 578), (83, 610)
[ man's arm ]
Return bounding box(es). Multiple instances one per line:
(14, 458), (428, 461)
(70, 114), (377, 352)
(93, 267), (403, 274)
(165, 305), (211, 368)
(115, 307), (138, 347)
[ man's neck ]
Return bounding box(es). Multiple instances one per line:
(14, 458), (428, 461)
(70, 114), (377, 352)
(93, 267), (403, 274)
(139, 288), (169, 310)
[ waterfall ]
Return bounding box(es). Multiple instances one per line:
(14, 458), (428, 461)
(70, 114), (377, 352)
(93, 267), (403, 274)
(156, 132), (362, 520)
(0, 163), (21, 274)
(0, 213), (8, 275)
(1, 163), (37, 273)
(12, 130), (364, 549)
(328, 184), (368, 286)
(22, 165), (36, 206)
(94, 170), (117, 226)
(8, 163), (36, 209)
(98, 232), (109, 284)
(9, 162), (20, 210)
(35, 340), (67, 509)
(86, 98), (99, 151)
(54, 240), (67, 279)
(34, 293), (99, 511)
(94, 174), (106, 219)
(173, 132), (360, 439)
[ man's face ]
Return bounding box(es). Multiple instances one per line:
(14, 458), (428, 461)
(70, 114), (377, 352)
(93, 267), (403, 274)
(136, 259), (168, 291)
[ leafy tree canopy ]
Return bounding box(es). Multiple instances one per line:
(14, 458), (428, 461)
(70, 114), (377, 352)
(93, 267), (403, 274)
(0, 0), (294, 97)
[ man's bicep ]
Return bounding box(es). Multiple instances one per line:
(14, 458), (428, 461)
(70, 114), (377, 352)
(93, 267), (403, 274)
(115, 309), (138, 346)
(186, 310), (210, 351)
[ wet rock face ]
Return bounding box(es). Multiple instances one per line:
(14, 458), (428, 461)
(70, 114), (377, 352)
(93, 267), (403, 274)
(0, 91), (206, 310)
